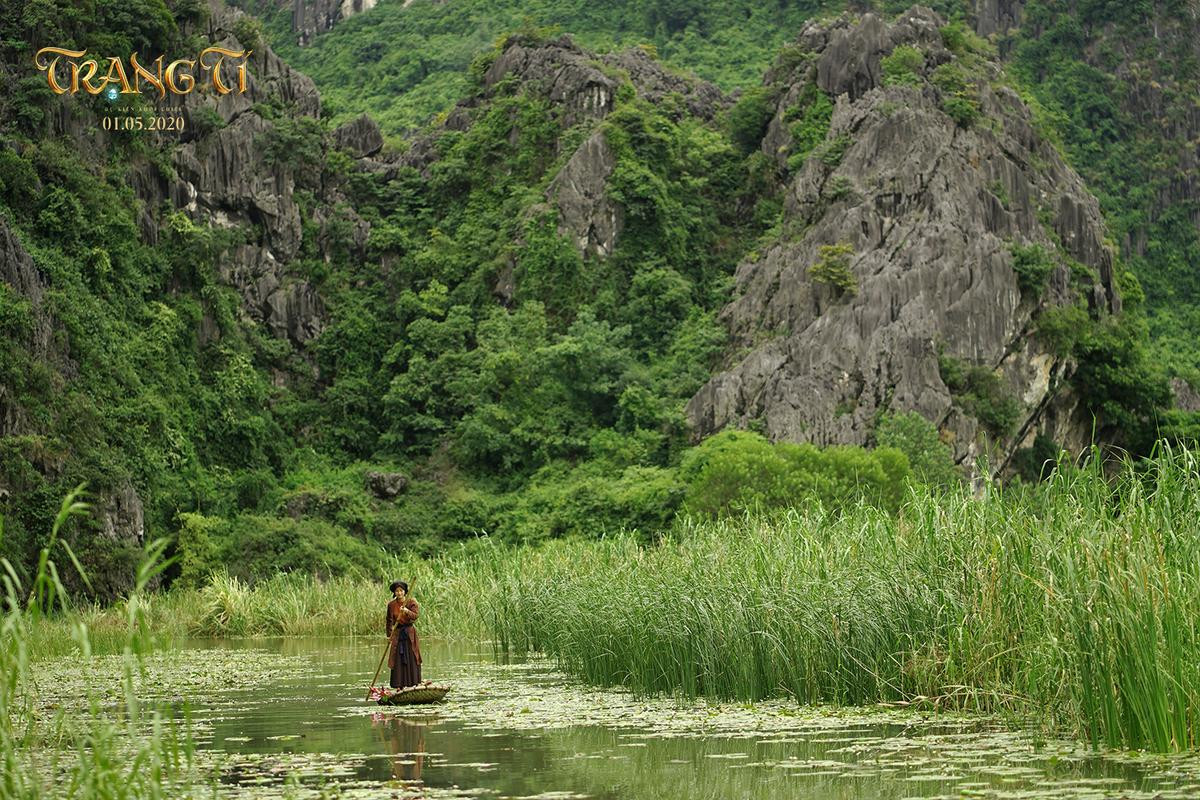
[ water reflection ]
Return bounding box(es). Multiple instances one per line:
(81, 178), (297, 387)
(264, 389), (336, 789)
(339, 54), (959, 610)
(371, 713), (431, 782)
(183, 637), (1200, 799)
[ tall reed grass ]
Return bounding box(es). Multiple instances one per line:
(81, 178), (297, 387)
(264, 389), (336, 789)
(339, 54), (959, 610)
(22, 446), (1200, 756)
(485, 446), (1200, 753)
(1, 487), (203, 798)
(34, 540), (508, 646)
(183, 543), (502, 639)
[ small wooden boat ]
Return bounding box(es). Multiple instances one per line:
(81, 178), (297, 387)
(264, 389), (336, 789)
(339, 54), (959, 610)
(369, 683), (451, 706)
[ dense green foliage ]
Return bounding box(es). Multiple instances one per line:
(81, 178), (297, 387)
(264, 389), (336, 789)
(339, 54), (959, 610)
(930, 61), (980, 127)
(3, 0), (1198, 604)
(873, 411), (960, 488)
(678, 429), (911, 515)
(5, 1), (973, 598)
(880, 45), (924, 87)
(251, 0), (1199, 393)
(783, 82), (834, 171)
(3, 7), (1200, 785)
(726, 85), (777, 155)
(1010, 242), (1055, 296)
(1003, 0), (1200, 380)
(938, 353), (1022, 437)
(1011, 431), (1059, 483)
(0, 0), (286, 594)
(242, 0), (837, 134)
(808, 242), (857, 297)
(1035, 303), (1090, 357)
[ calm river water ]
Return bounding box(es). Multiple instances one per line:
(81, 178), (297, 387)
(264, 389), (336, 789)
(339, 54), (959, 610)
(177, 637), (1200, 799)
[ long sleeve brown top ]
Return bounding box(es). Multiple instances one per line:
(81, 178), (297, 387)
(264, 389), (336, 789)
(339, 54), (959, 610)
(386, 598), (422, 668)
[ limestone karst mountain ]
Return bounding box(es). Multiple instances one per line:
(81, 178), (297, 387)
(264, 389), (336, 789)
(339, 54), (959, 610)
(0, 0), (1181, 595)
(685, 8), (1121, 476)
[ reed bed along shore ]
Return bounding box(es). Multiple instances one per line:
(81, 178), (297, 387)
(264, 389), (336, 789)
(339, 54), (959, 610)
(487, 448), (1200, 753)
(24, 544), (504, 653)
(2, 492), (203, 799)
(19, 447), (1200, 755)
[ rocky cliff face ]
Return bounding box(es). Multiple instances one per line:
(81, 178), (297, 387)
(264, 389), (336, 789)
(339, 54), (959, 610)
(965, 0), (1200, 393)
(351, 15), (1125, 475)
(686, 7), (1120, 476)
(0, 0), (372, 557)
(379, 32), (726, 263)
(0, 218), (53, 439)
(291, 0), (381, 46)
(1, 210), (149, 572)
(0, 0), (1172, 595)
(142, 2), (383, 348)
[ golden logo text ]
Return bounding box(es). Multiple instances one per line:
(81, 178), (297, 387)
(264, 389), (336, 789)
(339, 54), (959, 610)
(34, 47), (252, 98)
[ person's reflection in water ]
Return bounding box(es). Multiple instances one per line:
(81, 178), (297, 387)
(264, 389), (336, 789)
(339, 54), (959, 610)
(371, 713), (429, 788)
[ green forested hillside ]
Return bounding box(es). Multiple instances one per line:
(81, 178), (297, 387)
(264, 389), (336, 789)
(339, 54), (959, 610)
(1002, 0), (1200, 379)
(0, 0), (257, 597)
(0, 0), (942, 597)
(0, 0), (1196, 600)
(256, 0), (1200, 382)
(247, 0), (837, 132)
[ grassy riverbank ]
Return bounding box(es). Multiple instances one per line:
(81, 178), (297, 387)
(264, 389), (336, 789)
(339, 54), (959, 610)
(24, 545), (503, 657)
(2, 494), (204, 798)
(486, 447), (1200, 753)
(16, 447), (1200, 757)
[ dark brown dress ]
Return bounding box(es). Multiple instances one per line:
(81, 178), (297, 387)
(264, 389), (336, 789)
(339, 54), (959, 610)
(386, 598), (422, 689)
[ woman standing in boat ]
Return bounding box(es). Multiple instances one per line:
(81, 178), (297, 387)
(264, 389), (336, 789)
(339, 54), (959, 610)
(386, 580), (422, 689)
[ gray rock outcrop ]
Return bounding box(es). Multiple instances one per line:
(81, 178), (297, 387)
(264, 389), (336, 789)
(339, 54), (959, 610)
(98, 481), (146, 545)
(372, 34), (727, 265)
(806, 9), (949, 101)
(686, 7), (1120, 476)
(292, 0), (381, 46)
(600, 47), (727, 121)
(0, 215), (51, 360)
(145, 3), (341, 347)
(482, 35), (620, 128)
(332, 114), (385, 158)
(175, 113), (305, 260)
(1172, 377), (1200, 413)
(547, 130), (622, 258)
(220, 245), (327, 343)
(365, 471), (409, 499)
(0, 215), (55, 439)
(482, 35), (728, 127)
(972, 0), (1025, 38)
(969, 0), (1200, 272)
(480, 35), (727, 261)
